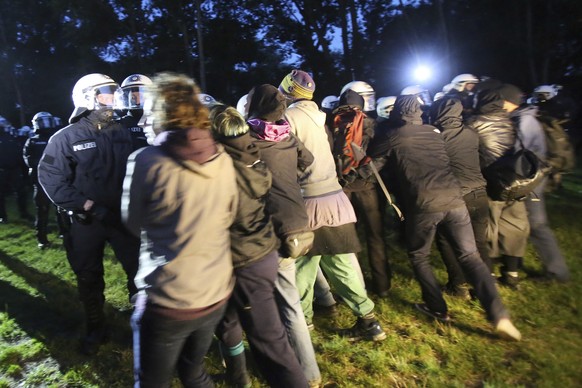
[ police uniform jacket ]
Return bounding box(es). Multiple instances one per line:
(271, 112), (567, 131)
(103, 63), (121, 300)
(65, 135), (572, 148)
(23, 134), (51, 183)
(38, 112), (135, 213)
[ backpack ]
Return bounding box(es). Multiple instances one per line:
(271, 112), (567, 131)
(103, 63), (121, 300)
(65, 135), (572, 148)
(331, 106), (371, 185)
(537, 112), (576, 173)
(482, 134), (550, 202)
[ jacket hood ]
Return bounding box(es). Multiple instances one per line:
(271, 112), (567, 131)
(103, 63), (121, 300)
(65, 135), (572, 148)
(288, 100), (326, 127)
(430, 98), (463, 132)
(337, 89), (364, 110)
(474, 89), (504, 115)
(392, 95), (423, 124)
(248, 84), (286, 123)
(220, 133), (271, 200)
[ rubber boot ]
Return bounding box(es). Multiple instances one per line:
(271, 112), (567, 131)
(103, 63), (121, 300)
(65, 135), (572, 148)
(220, 342), (252, 388)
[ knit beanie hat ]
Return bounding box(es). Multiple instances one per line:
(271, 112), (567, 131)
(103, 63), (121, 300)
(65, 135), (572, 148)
(279, 70), (315, 100)
(498, 84), (523, 106)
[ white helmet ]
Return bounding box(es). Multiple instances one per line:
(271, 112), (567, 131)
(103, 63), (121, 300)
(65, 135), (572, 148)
(401, 85), (431, 106)
(70, 73), (120, 122)
(321, 95), (339, 111)
(18, 126), (33, 138)
(0, 116), (15, 135)
(340, 81), (376, 112)
(53, 116), (63, 128)
(198, 93), (216, 106)
(376, 96), (397, 119)
(533, 84), (558, 102)
(442, 83), (454, 94)
(118, 74), (152, 110)
(32, 111), (55, 132)
(433, 92), (445, 102)
(236, 94), (249, 118)
(450, 73), (479, 92)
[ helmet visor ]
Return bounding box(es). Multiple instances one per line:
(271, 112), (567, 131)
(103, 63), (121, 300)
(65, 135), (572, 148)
(34, 116), (54, 130)
(118, 86), (148, 109)
(94, 84), (119, 109)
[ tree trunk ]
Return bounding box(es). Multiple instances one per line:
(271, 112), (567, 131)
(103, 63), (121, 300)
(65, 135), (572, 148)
(347, 0), (361, 79)
(435, 0), (450, 76)
(338, 0), (352, 78)
(194, 0), (206, 92)
(0, 13), (25, 126)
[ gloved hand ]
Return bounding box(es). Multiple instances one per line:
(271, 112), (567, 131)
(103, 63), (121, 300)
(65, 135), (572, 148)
(90, 205), (118, 225)
(73, 211), (93, 225)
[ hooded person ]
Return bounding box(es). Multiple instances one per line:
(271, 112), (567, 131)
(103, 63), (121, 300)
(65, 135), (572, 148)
(466, 84), (531, 289)
(121, 72), (239, 388)
(246, 84), (322, 386)
(369, 95), (521, 341)
(429, 97), (492, 299)
(279, 70), (387, 342)
(209, 103), (308, 388)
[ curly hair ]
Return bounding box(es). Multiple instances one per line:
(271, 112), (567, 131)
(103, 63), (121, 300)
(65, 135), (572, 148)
(209, 103), (249, 138)
(148, 72), (210, 135)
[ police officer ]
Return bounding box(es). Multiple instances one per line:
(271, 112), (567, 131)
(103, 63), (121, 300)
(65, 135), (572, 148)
(38, 73), (140, 355)
(23, 112), (59, 248)
(0, 117), (32, 223)
(117, 74), (151, 149)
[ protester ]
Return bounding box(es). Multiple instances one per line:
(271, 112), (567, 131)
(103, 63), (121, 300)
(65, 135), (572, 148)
(122, 72), (239, 387)
(210, 103), (308, 388)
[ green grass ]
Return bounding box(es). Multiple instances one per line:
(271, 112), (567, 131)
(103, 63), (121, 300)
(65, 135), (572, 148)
(1, 170), (582, 387)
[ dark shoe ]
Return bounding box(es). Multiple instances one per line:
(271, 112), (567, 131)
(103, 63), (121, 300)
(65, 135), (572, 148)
(80, 326), (108, 355)
(414, 303), (451, 323)
(442, 283), (471, 300)
(499, 273), (520, 290)
(37, 240), (51, 250)
(337, 315), (386, 342)
(375, 289), (391, 299)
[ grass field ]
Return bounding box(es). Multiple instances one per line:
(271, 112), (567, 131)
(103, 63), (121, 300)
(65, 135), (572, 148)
(1, 171), (581, 387)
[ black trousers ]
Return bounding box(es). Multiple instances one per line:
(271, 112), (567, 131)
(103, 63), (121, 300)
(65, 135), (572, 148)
(61, 214), (140, 304)
(344, 182), (392, 293)
(406, 206), (508, 323)
(436, 188), (492, 286)
(215, 251), (308, 388)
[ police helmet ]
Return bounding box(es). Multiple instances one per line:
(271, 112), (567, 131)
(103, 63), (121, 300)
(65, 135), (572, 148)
(451, 73), (479, 92)
(32, 111), (55, 133)
(340, 81), (376, 112)
(401, 85), (432, 106)
(117, 74), (153, 110)
(198, 93), (217, 106)
(376, 96), (397, 119)
(321, 95), (339, 111)
(70, 73), (120, 123)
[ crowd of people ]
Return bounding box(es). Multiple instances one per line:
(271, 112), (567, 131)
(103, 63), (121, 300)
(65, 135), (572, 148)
(0, 69), (576, 387)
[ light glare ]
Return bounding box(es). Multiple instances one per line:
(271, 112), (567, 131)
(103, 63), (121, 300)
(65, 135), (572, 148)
(414, 65), (432, 81)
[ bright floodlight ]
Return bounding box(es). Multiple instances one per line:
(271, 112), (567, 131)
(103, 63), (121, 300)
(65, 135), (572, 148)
(413, 65), (432, 82)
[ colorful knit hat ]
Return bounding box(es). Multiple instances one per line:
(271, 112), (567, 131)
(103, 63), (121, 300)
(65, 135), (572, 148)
(279, 70), (315, 100)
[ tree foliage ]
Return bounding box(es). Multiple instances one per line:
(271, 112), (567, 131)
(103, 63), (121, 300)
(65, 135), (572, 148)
(0, 0), (580, 126)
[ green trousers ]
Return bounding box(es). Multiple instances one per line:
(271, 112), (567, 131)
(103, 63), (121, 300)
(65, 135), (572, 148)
(295, 253), (375, 324)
